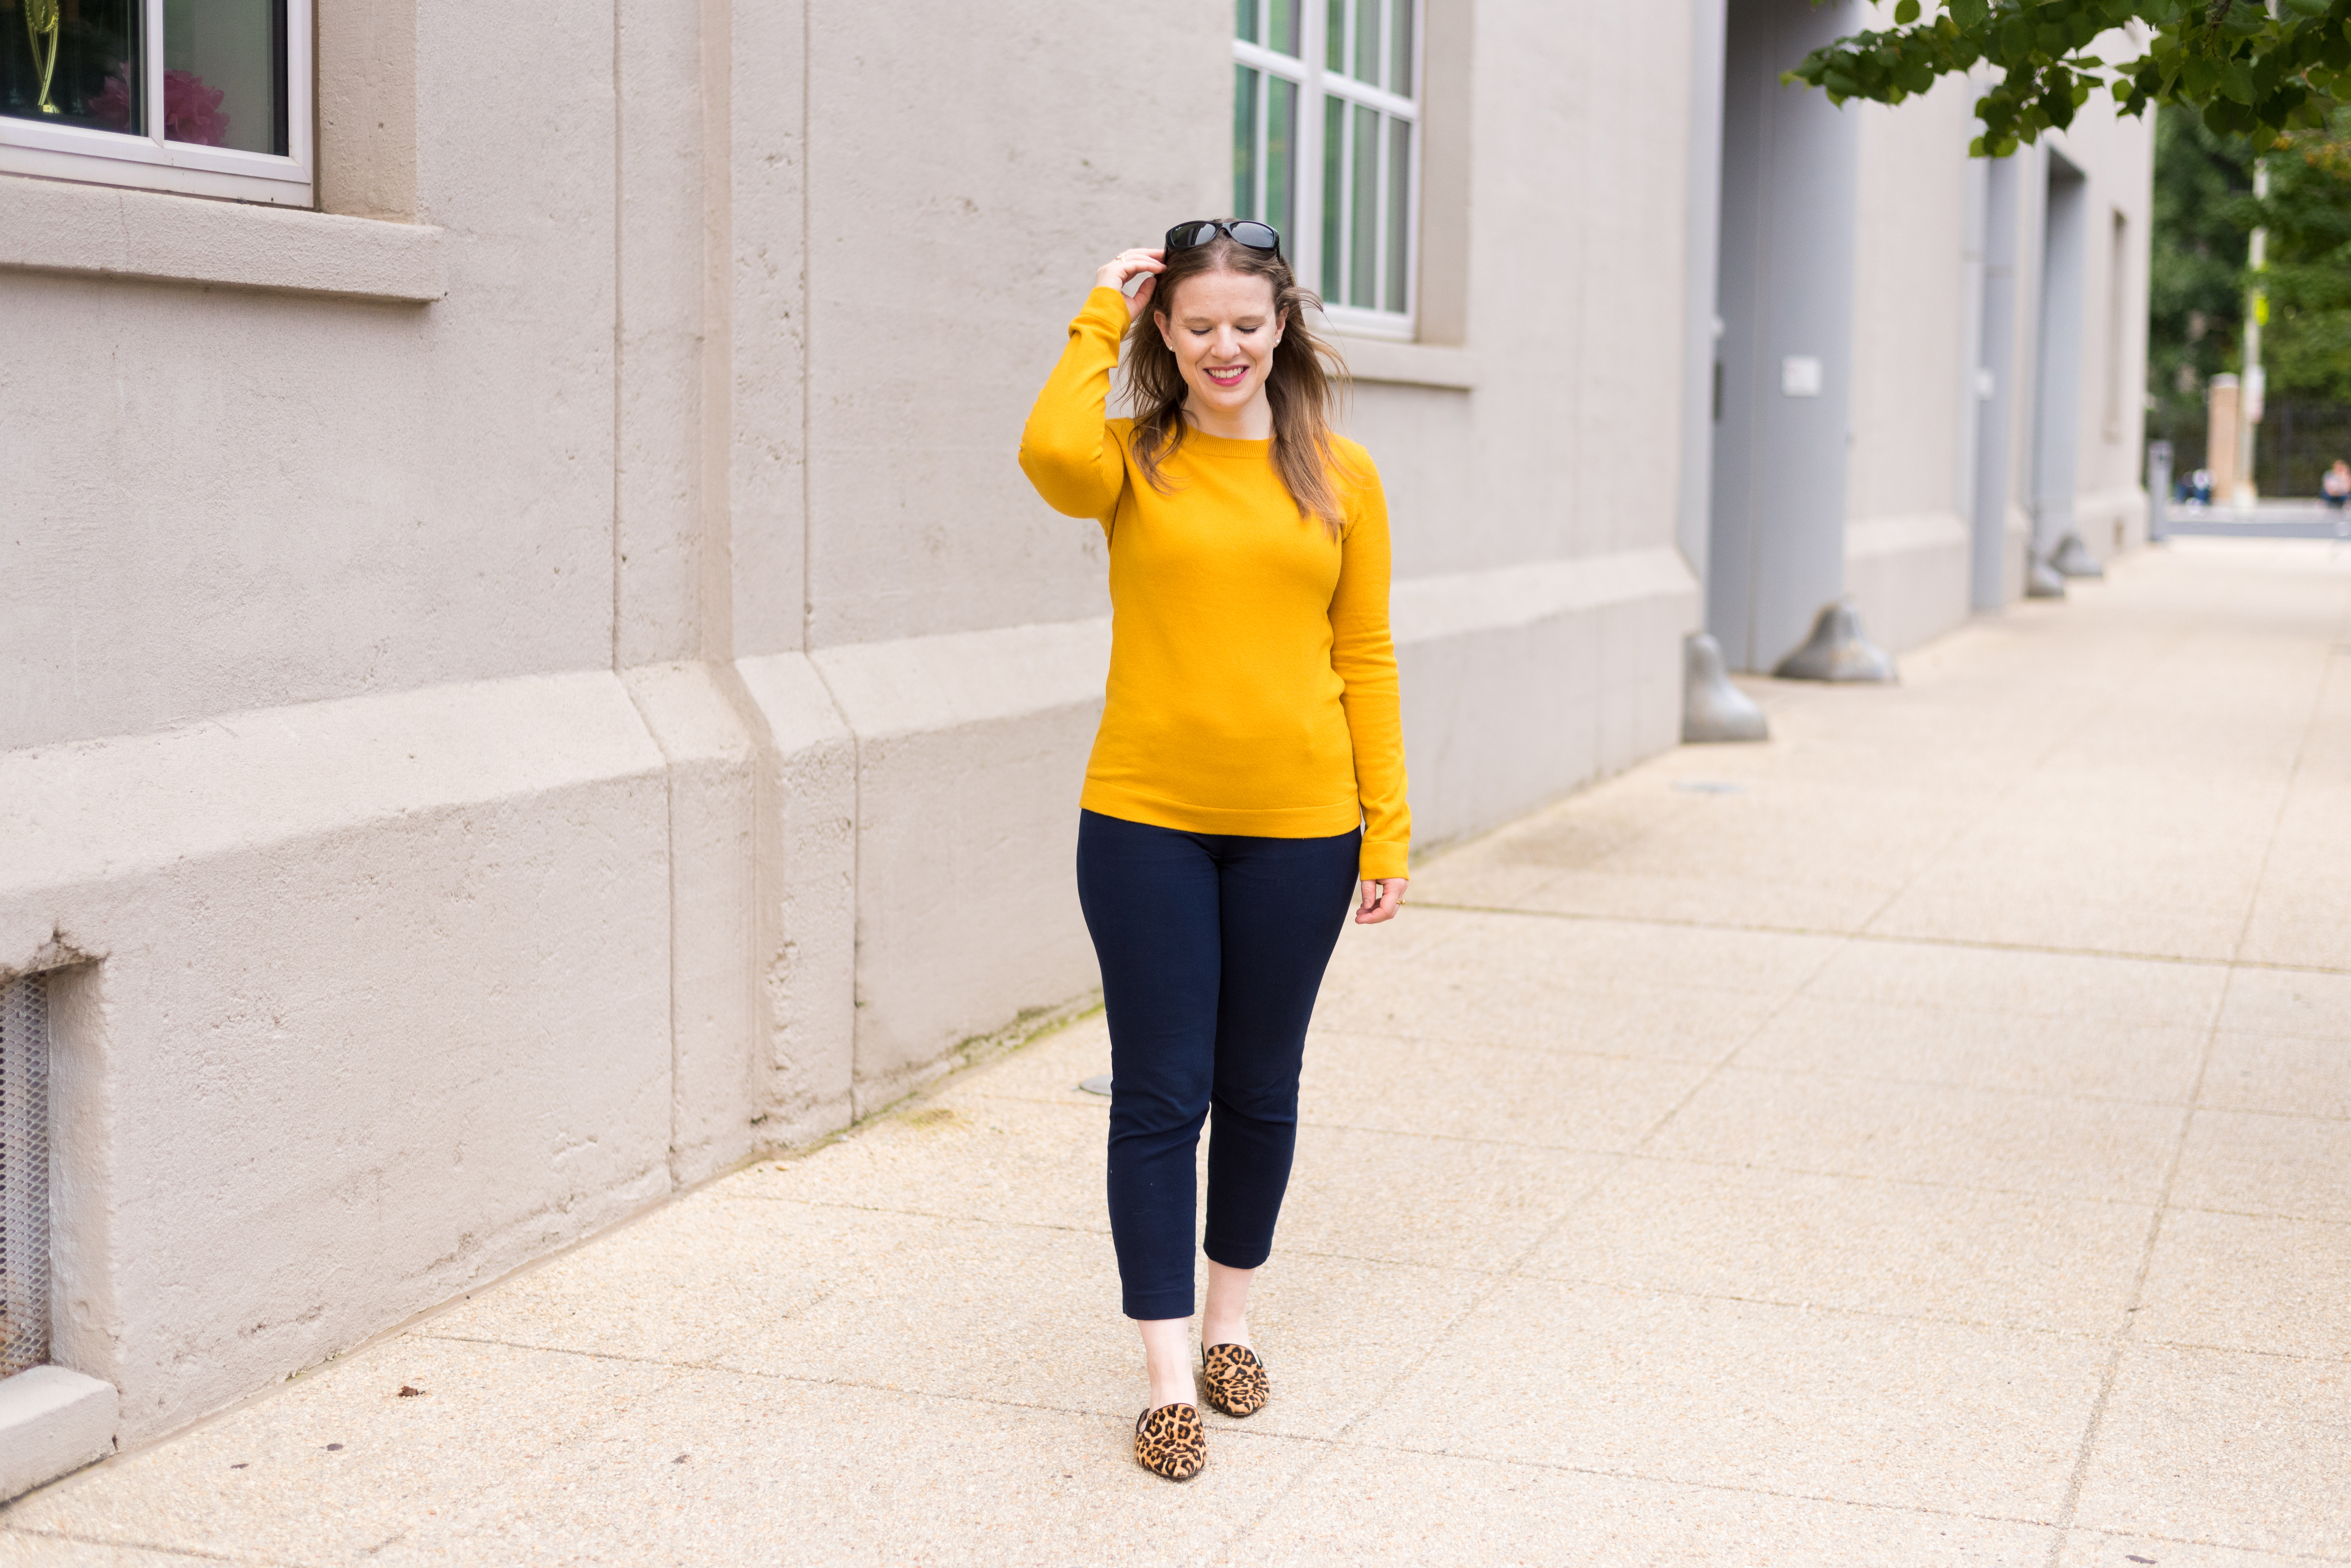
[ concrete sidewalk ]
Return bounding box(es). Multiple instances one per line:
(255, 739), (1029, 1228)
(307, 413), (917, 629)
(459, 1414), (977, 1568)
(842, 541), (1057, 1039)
(4, 539), (2347, 1566)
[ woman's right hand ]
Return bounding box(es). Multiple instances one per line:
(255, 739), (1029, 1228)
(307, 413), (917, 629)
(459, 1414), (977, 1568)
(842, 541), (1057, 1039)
(1094, 248), (1166, 321)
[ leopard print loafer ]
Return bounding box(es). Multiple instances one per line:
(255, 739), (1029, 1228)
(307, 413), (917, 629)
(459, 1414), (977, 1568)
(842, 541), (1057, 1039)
(1200, 1343), (1269, 1418)
(1134, 1402), (1206, 1481)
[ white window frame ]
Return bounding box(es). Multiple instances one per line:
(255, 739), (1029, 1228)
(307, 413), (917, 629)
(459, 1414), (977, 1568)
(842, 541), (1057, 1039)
(0, 0), (312, 207)
(1234, 0), (1423, 341)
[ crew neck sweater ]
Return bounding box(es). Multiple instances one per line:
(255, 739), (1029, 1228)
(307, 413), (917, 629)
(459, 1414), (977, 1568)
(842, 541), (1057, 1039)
(1017, 285), (1410, 880)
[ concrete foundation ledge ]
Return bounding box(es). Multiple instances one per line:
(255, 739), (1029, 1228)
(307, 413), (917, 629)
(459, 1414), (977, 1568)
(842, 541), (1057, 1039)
(0, 670), (676, 1442)
(2072, 484), (2150, 558)
(1390, 546), (1699, 847)
(810, 620), (1112, 1110)
(810, 617), (1112, 743)
(0, 669), (664, 913)
(1390, 546), (1696, 647)
(1845, 511), (1970, 656)
(0, 1367), (118, 1501)
(0, 174), (446, 302)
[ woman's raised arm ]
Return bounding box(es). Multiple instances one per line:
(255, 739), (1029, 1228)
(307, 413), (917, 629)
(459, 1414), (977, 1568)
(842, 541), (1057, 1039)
(1017, 250), (1164, 521)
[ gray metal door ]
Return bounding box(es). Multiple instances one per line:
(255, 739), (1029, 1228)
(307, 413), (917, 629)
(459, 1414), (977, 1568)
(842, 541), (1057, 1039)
(1707, 0), (1862, 671)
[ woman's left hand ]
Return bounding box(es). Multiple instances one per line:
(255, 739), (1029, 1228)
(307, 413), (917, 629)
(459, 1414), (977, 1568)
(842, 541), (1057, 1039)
(1355, 878), (1407, 925)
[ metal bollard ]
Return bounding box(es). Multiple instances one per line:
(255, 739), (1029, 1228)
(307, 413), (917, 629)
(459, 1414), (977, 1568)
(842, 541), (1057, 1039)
(2147, 439), (2172, 544)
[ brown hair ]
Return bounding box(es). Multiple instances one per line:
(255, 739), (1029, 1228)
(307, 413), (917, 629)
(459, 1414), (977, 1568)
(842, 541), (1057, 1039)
(1124, 229), (1352, 535)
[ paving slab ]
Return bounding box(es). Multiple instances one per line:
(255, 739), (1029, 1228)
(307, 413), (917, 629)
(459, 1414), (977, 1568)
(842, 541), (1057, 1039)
(1519, 1158), (2153, 1337)
(2133, 1207), (2351, 1361)
(1239, 1448), (2059, 1566)
(2054, 1532), (2331, 1568)
(2071, 1343), (2351, 1557)
(2171, 1108), (2351, 1225)
(7, 540), (2350, 1563)
(1297, 1030), (1710, 1149)
(1733, 994), (2213, 1103)
(1375, 1276), (2109, 1519)
(1643, 1068), (2188, 1204)
(361, 1371), (1328, 1568)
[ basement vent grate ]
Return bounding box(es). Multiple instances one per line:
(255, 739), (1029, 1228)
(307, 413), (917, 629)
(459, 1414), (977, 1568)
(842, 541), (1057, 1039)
(0, 972), (50, 1379)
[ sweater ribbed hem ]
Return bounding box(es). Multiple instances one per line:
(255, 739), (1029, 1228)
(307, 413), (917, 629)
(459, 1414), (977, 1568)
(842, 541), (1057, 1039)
(1080, 782), (1407, 879)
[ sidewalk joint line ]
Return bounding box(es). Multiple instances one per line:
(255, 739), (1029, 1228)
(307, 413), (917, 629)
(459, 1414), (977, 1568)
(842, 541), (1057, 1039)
(1296, 1439), (2065, 1532)
(2063, 1523), (2351, 1564)
(2041, 580), (2351, 1568)
(0, 1528), (261, 1565)
(1409, 900), (2351, 979)
(1496, 1271), (2112, 1341)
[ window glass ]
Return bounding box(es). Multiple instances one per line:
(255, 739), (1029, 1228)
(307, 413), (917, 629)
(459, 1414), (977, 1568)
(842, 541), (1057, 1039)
(163, 0), (284, 153)
(1239, 0), (1417, 328)
(1233, 63), (1260, 220)
(1267, 0), (1299, 58)
(1236, 0), (1258, 42)
(2, 0), (140, 134)
(1385, 118), (1410, 312)
(1320, 93), (1343, 299)
(1265, 76), (1297, 238)
(1349, 103), (1377, 307)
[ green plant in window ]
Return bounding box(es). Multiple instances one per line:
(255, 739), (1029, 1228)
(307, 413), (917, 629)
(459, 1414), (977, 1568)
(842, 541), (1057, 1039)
(23, 0), (63, 114)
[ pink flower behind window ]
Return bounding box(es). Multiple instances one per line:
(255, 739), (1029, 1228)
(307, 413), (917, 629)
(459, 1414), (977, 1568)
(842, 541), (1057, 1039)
(85, 63), (230, 146)
(164, 69), (230, 145)
(88, 64), (133, 129)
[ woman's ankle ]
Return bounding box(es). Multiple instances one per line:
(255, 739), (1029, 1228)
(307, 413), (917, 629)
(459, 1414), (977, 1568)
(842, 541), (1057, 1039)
(1138, 1316), (1196, 1408)
(1200, 1315), (1249, 1348)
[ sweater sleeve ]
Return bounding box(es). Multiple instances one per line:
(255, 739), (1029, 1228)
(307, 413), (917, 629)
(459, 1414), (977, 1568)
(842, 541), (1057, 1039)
(1017, 287), (1134, 525)
(1329, 454), (1412, 880)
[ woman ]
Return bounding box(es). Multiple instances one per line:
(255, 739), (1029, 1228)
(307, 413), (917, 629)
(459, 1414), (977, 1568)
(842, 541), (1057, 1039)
(1018, 221), (1410, 1482)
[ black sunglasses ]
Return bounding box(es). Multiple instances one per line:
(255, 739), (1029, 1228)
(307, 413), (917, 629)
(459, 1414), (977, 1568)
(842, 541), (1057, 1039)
(1165, 220), (1284, 260)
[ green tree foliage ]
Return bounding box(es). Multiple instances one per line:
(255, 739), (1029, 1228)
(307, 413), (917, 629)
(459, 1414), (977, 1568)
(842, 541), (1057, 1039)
(2148, 105), (2251, 440)
(2244, 110), (2351, 401)
(1791, 0), (2351, 156)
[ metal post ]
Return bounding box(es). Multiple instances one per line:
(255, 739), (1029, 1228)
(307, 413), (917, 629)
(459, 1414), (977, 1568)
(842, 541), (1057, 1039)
(2238, 159), (2268, 509)
(2147, 439), (2172, 544)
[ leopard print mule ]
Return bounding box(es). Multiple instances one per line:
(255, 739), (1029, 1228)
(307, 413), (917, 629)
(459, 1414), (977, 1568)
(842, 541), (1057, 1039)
(1200, 1343), (1269, 1417)
(1133, 1402), (1206, 1481)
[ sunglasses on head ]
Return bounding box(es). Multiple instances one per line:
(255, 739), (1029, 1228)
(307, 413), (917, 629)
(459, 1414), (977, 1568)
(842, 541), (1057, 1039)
(1165, 220), (1284, 260)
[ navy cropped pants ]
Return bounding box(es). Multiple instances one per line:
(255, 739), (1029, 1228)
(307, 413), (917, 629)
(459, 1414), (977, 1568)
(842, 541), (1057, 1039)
(1075, 809), (1362, 1321)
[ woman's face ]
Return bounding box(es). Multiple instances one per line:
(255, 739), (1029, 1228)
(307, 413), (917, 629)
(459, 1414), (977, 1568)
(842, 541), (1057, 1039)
(1155, 269), (1285, 420)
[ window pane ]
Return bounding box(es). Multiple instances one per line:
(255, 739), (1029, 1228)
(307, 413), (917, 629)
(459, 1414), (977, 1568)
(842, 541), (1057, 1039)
(1353, 0), (1379, 85)
(1321, 93), (1343, 299)
(1266, 76), (1297, 241)
(1236, 0), (1258, 43)
(163, 0), (286, 154)
(1349, 103), (1377, 307)
(2, 0), (140, 135)
(1269, 0), (1299, 57)
(1385, 117), (1410, 312)
(1325, 0), (1343, 71)
(1233, 65), (1260, 220)
(1391, 0), (1413, 96)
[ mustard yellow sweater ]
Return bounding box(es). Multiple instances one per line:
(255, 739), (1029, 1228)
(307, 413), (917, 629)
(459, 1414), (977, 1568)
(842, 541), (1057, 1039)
(1017, 286), (1410, 880)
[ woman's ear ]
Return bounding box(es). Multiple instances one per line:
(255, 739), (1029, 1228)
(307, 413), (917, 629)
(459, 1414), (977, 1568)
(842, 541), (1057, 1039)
(1154, 309), (1175, 351)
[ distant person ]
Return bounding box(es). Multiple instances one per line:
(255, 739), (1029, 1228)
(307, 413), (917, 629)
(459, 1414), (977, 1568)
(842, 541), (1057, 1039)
(2187, 467), (2214, 506)
(1019, 222), (1411, 1482)
(2324, 459), (2351, 510)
